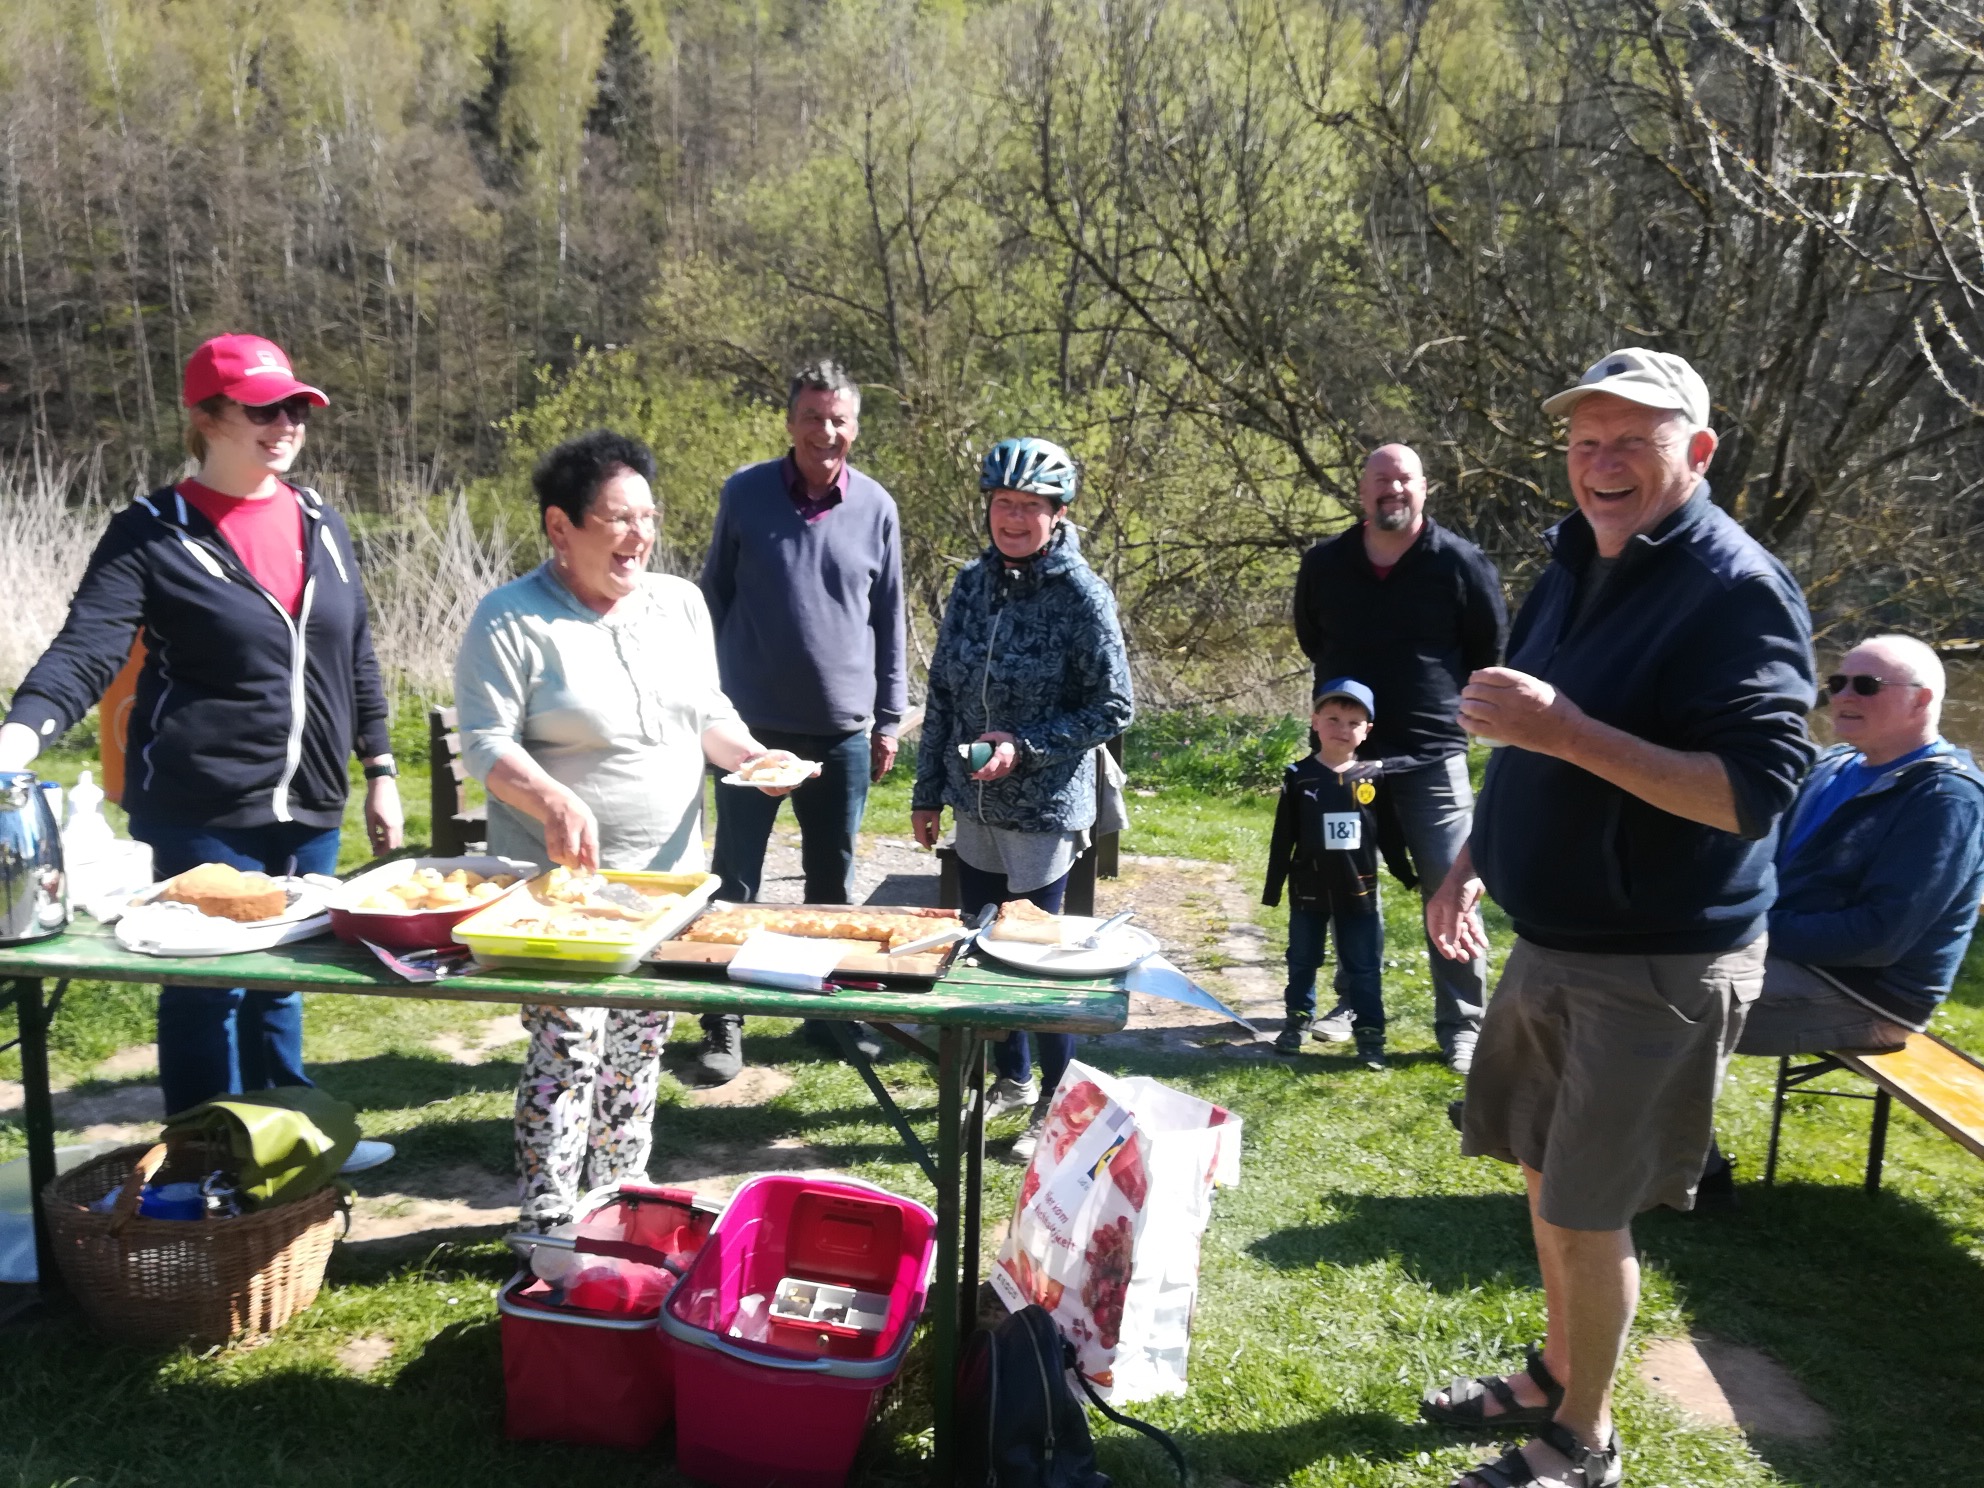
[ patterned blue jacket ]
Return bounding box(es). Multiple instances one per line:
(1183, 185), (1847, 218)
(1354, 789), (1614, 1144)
(912, 525), (1134, 832)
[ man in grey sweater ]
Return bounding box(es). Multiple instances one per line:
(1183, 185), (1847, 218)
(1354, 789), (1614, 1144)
(693, 359), (909, 1083)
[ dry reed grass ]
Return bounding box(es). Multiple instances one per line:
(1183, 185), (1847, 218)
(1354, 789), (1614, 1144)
(0, 458), (528, 707)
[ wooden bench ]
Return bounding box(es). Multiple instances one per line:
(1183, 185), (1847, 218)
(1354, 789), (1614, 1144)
(427, 706), (487, 856)
(1764, 1030), (1984, 1192)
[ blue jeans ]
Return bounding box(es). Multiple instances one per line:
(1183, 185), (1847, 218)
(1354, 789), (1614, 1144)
(1285, 903), (1385, 1034)
(957, 859), (1075, 1094)
(1389, 754), (1486, 1052)
(711, 728), (871, 903)
(128, 817), (341, 1118)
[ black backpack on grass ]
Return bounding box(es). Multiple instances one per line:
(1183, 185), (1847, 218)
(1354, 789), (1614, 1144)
(955, 1305), (1188, 1488)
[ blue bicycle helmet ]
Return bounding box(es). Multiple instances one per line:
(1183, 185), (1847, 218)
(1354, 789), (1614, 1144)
(979, 437), (1077, 506)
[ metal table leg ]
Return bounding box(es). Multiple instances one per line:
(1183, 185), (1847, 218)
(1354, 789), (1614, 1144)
(9, 977), (60, 1293)
(961, 1033), (985, 1341)
(932, 1027), (963, 1484)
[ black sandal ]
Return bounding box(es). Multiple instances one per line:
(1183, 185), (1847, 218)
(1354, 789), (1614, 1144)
(1419, 1344), (1565, 1429)
(1452, 1422), (1622, 1488)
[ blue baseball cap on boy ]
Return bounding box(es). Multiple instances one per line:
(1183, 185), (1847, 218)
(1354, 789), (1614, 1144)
(1312, 677), (1376, 719)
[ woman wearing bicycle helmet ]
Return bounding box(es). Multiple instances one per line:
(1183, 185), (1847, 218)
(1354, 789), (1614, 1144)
(911, 436), (1134, 1161)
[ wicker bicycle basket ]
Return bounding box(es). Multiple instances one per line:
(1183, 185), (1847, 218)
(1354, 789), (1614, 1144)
(42, 1138), (344, 1348)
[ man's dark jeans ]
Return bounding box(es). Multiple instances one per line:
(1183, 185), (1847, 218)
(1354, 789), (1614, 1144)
(127, 816), (340, 1117)
(711, 728), (871, 903)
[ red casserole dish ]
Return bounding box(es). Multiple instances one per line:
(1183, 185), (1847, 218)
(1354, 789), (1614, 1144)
(328, 854), (541, 950)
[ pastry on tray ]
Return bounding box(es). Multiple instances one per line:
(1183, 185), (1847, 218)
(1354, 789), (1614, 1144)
(158, 863), (288, 923)
(681, 906), (962, 952)
(984, 899), (1066, 946)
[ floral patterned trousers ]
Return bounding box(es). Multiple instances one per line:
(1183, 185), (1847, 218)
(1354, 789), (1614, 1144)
(514, 1003), (673, 1228)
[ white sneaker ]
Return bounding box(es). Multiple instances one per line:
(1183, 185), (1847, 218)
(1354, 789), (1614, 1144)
(1311, 1006), (1355, 1044)
(339, 1138), (395, 1175)
(985, 1075), (1040, 1119)
(1007, 1112), (1046, 1166)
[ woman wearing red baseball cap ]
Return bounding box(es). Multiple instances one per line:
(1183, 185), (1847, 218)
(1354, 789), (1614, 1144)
(1, 334), (401, 1165)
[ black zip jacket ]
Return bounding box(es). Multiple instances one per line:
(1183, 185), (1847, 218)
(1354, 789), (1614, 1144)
(1292, 518), (1508, 772)
(6, 484), (391, 831)
(1472, 488), (1816, 955)
(1262, 756), (1417, 914)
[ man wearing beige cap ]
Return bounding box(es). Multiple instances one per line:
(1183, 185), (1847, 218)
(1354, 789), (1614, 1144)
(1418, 349), (1816, 1488)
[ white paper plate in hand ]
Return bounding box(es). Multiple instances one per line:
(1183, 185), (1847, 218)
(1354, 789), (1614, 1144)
(972, 916), (1161, 977)
(719, 759), (822, 789)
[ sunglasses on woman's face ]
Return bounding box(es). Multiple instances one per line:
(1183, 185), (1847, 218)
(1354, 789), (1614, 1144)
(238, 395), (315, 427)
(1826, 672), (1911, 698)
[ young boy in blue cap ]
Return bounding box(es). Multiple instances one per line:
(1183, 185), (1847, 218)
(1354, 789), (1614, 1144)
(1262, 678), (1417, 1067)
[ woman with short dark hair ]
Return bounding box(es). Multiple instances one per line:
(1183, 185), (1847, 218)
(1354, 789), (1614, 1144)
(454, 428), (798, 1227)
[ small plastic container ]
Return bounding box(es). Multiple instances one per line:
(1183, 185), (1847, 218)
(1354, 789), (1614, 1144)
(499, 1183), (722, 1449)
(660, 1174), (937, 1488)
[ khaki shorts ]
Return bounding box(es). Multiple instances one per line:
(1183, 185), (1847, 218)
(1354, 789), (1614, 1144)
(1462, 935), (1766, 1230)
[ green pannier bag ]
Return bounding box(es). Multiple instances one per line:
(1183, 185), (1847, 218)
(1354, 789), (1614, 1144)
(162, 1086), (359, 1208)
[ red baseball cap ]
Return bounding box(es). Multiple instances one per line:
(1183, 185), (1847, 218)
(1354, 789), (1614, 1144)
(182, 334), (328, 409)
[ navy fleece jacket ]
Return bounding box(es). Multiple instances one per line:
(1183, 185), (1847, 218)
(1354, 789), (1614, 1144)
(1472, 487), (1817, 955)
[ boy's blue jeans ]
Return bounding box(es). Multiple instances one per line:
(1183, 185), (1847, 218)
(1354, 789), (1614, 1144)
(128, 817), (340, 1117)
(1284, 904), (1385, 1035)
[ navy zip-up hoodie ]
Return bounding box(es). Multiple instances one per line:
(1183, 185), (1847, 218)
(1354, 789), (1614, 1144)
(1771, 742), (1984, 1030)
(5, 484), (390, 831)
(1472, 487), (1816, 955)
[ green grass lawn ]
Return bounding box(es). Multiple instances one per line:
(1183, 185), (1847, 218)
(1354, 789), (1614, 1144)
(5, 734), (1984, 1487)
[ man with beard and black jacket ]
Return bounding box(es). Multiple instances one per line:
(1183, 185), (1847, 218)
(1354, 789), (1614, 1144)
(1292, 443), (1507, 1071)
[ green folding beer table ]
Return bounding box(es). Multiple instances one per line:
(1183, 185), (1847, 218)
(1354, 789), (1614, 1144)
(0, 917), (1130, 1478)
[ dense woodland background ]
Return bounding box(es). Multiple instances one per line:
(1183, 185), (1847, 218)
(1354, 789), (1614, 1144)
(3, 0), (1982, 707)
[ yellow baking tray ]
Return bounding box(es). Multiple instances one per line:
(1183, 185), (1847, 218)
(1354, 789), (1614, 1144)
(452, 869), (720, 974)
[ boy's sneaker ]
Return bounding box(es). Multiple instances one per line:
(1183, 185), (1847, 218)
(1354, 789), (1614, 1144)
(986, 1075), (1040, 1120)
(1274, 1016), (1313, 1054)
(1006, 1099), (1051, 1165)
(1311, 1006), (1355, 1043)
(1355, 1031), (1388, 1071)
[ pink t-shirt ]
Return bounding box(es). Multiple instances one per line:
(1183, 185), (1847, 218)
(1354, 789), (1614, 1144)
(178, 479), (306, 615)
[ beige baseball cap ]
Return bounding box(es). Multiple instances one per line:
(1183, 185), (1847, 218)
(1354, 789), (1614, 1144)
(1541, 347), (1710, 426)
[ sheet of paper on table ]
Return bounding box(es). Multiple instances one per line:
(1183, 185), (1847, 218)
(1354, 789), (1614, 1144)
(725, 930), (847, 992)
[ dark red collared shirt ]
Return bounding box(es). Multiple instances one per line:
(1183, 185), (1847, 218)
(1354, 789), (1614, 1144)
(781, 450), (848, 523)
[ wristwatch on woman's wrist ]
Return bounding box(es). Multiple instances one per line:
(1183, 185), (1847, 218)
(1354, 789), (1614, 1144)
(363, 759), (398, 780)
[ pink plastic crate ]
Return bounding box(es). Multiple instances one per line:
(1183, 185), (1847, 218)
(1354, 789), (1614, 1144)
(500, 1184), (721, 1449)
(660, 1175), (937, 1488)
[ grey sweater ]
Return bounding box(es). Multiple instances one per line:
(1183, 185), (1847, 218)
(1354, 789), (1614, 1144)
(699, 457), (907, 736)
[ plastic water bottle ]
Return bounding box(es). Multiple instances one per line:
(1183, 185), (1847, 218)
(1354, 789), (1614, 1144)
(63, 770), (115, 860)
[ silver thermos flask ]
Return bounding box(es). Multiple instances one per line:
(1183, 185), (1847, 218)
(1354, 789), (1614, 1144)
(0, 770), (68, 944)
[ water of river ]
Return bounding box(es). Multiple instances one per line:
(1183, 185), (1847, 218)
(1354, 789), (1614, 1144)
(1810, 655), (1984, 757)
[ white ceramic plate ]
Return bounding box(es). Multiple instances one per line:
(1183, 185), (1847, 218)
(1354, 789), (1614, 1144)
(114, 874), (336, 956)
(972, 915), (1161, 977)
(718, 759), (822, 789)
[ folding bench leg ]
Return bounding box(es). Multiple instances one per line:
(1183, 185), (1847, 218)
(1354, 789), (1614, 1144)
(1865, 1087), (1891, 1194)
(1765, 1055), (1791, 1186)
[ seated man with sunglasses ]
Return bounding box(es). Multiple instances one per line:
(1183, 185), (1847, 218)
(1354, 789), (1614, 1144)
(1741, 633), (1984, 1055)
